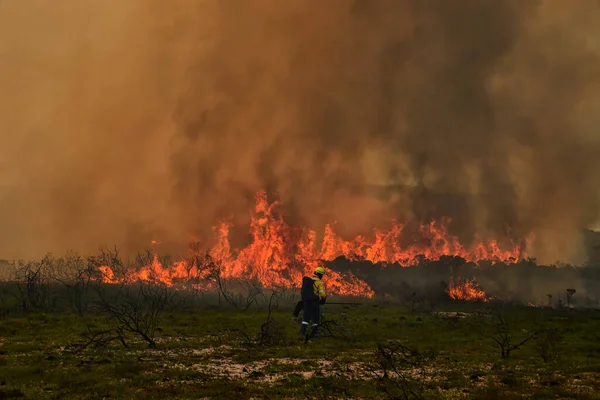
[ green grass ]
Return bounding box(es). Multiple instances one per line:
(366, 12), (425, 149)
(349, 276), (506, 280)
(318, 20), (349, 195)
(0, 303), (600, 399)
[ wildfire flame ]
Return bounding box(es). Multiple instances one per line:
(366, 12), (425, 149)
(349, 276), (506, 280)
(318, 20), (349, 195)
(97, 191), (529, 298)
(447, 278), (489, 302)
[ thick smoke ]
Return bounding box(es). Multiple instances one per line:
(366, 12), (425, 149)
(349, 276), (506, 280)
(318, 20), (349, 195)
(0, 0), (599, 263)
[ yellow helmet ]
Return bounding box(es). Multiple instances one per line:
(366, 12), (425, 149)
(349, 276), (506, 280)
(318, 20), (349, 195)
(314, 266), (325, 275)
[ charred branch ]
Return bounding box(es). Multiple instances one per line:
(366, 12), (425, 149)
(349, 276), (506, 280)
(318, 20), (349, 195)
(368, 341), (434, 400)
(473, 303), (539, 359)
(11, 256), (54, 313)
(91, 279), (175, 349)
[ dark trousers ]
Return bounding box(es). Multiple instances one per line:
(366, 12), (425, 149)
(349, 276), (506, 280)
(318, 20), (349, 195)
(302, 300), (320, 325)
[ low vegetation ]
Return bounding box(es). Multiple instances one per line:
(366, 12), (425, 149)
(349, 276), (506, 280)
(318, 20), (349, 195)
(1, 300), (600, 398)
(0, 253), (599, 399)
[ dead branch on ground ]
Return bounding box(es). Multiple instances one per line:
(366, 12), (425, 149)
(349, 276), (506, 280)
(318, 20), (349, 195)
(367, 341), (433, 400)
(473, 303), (539, 359)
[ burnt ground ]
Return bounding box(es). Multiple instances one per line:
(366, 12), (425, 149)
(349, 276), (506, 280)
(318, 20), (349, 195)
(1, 299), (600, 399)
(326, 255), (600, 306)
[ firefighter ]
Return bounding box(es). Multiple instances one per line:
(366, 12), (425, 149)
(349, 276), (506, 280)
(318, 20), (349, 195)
(299, 266), (327, 338)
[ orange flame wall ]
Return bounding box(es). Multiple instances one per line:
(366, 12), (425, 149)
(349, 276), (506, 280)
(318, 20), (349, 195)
(99, 191), (531, 298)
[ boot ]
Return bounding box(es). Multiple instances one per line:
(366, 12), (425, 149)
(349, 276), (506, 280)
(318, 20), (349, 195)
(309, 324), (319, 338)
(299, 323), (308, 336)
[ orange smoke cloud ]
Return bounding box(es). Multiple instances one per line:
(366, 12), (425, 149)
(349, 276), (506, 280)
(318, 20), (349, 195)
(0, 1), (599, 268)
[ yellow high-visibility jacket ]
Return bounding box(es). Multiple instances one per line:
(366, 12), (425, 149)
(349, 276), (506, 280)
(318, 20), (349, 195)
(312, 276), (327, 301)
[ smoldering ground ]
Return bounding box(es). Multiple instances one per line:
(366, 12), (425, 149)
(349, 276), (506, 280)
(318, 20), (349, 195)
(0, 1), (599, 264)
(328, 255), (600, 306)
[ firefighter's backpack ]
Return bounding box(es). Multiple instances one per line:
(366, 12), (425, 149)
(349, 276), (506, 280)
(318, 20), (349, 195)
(300, 276), (318, 301)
